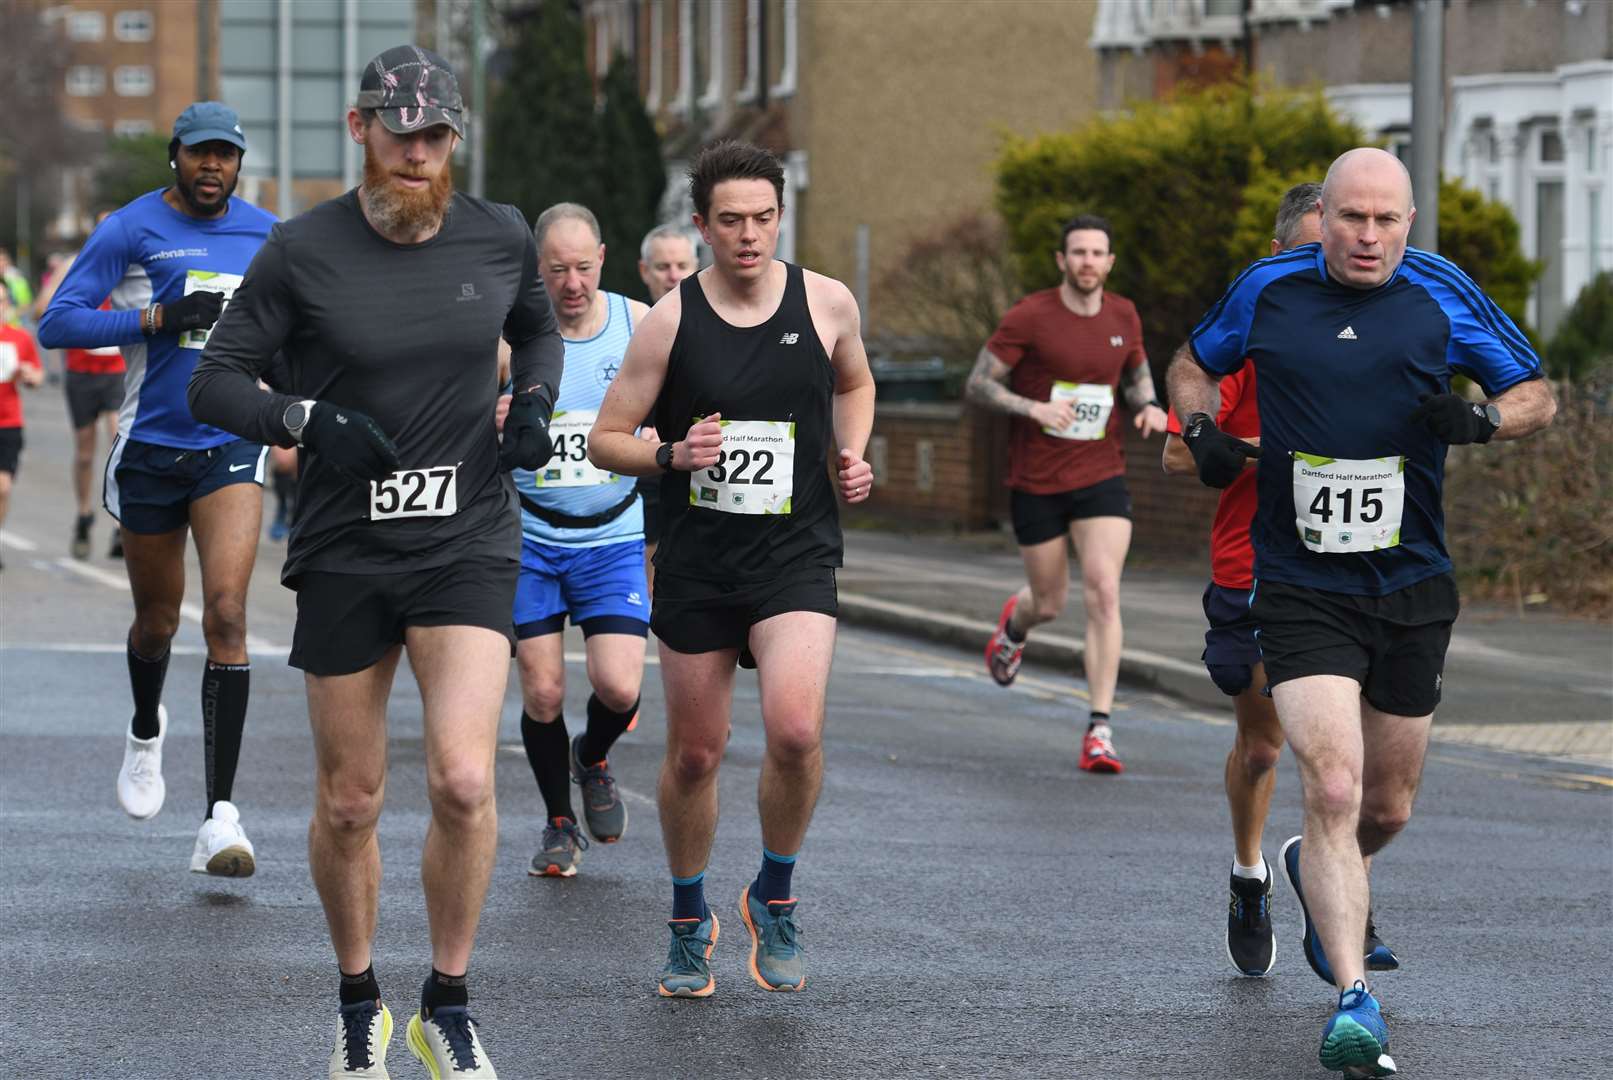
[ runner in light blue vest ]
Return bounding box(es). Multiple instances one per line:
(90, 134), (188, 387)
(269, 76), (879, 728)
(505, 203), (650, 878)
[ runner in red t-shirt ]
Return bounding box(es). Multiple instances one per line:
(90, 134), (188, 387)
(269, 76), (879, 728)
(0, 291), (45, 570)
(968, 214), (1168, 773)
(1163, 181), (1396, 981)
(35, 240), (125, 559)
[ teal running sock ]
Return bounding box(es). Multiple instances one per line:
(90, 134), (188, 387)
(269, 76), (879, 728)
(755, 847), (797, 903)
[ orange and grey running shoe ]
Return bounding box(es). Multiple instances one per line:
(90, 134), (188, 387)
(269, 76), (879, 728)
(658, 910), (719, 998)
(529, 817), (588, 878)
(739, 884), (805, 991)
(985, 594), (1025, 686)
(1079, 722), (1124, 774)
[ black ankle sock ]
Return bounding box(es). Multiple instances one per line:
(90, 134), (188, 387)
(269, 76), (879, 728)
(421, 969), (468, 1014)
(339, 965), (380, 1007)
(520, 711), (574, 821)
(1088, 711), (1110, 731)
(578, 693), (638, 767)
(202, 660), (250, 817)
(672, 871), (708, 921)
(127, 638), (170, 740)
(1005, 617), (1027, 643)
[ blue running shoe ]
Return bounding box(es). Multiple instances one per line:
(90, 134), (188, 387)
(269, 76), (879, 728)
(658, 910), (719, 998)
(1365, 912), (1401, 971)
(1281, 834), (1336, 986)
(739, 883), (805, 991)
(1320, 980), (1397, 1076)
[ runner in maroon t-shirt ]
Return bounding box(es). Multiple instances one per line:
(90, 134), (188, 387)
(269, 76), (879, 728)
(967, 214), (1167, 774)
(1162, 181), (1399, 980)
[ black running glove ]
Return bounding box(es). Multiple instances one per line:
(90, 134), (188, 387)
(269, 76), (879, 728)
(1410, 393), (1496, 445)
(1182, 412), (1261, 488)
(301, 402), (402, 484)
(161, 290), (226, 334)
(499, 388), (556, 471)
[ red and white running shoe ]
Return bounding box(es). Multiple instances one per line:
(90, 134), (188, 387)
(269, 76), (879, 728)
(1079, 722), (1124, 774)
(985, 595), (1025, 686)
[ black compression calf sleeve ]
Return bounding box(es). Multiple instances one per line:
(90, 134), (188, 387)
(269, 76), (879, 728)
(520, 711), (574, 821)
(579, 693), (639, 767)
(127, 637), (171, 740)
(202, 660), (250, 816)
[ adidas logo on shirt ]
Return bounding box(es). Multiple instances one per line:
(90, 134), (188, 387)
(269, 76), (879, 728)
(1337, 326), (1358, 340)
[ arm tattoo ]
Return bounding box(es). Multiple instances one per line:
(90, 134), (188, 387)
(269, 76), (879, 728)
(965, 347), (1036, 418)
(1122, 361), (1158, 412)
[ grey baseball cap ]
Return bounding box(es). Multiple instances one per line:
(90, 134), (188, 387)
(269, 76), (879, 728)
(356, 45), (464, 138)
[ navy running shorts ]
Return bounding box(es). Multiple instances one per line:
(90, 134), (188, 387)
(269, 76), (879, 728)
(1202, 582), (1262, 695)
(103, 435), (267, 534)
(513, 536), (650, 639)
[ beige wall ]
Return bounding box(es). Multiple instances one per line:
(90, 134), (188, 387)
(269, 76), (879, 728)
(53, 0), (200, 135)
(798, 0), (1097, 337)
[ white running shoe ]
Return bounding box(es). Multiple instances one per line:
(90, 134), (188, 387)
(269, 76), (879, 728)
(407, 1008), (497, 1078)
(330, 1001), (392, 1078)
(189, 800), (256, 877)
(117, 705), (167, 819)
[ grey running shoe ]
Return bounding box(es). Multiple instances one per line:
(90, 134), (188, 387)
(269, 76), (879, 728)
(406, 1007), (496, 1078)
(529, 817), (588, 878)
(739, 883), (805, 991)
(329, 1000), (391, 1078)
(658, 910), (719, 998)
(570, 734), (627, 843)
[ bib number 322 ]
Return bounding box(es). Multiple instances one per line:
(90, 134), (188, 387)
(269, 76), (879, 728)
(1291, 453), (1404, 554)
(690, 419), (795, 515)
(370, 466), (458, 521)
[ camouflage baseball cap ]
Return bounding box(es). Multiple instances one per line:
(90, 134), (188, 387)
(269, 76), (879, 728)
(356, 45), (464, 138)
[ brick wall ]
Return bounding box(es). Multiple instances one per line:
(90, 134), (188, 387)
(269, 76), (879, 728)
(853, 402), (1219, 564)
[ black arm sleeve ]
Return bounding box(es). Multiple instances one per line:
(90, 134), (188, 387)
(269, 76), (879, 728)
(187, 225), (301, 447)
(502, 225), (563, 405)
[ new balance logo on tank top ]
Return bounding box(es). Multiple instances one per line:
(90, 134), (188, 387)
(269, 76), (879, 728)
(514, 290), (643, 548)
(1189, 243), (1541, 597)
(37, 188), (276, 449)
(654, 263), (842, 583)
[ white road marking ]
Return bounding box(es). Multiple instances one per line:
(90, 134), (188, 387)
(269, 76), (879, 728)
(0, 529), (38, 551)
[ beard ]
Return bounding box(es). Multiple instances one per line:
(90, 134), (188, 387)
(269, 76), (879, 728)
(176, 171), (236, 217)
(361, 143), (454, 237)
(1064, 268), (1104, 297)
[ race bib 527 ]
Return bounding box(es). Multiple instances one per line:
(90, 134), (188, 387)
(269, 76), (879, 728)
(369, 466), (458, 521)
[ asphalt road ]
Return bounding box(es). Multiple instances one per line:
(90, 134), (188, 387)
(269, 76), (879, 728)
(2, 382), (1610, 1079)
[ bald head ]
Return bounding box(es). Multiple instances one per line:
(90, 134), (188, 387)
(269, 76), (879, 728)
(1319, 147), (1417, 289)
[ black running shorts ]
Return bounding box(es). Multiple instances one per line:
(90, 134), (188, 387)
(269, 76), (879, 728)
(65, 370), (124, 430)
(0, 427), (21, 474)
(289, 555), (518, 676)
(1251, 573), (1459, 717)
(651, 566), (838, 659)
(1010, 476), (1132, 546)
(637, 475), (662, 544)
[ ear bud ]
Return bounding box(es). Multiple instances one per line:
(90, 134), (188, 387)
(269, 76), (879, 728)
(169, 161), (176, 168)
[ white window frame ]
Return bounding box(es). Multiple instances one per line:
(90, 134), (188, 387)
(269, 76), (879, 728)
(735, 0), (760, 104)
(767, 0), (798, 100)
(65, 66), (106, 97)
(113, 65), (154, 97)
(114, 10), (154, 42)
(698, 0), (725, 111)
(646, 0), (664, 112)
(68, 10), (105, 41)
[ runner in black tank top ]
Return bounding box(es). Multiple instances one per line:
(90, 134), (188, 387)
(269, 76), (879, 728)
(654, 262), (840, 585)
(587, 141), (876, 1000)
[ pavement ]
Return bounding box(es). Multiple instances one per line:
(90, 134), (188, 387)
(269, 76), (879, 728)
(834, 526), (1613, 768)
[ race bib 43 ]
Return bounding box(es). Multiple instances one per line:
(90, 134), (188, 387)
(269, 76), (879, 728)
(690, 419), (795, 515)
(533, 409), (616, 487)
(1292, 453), (1405, 554)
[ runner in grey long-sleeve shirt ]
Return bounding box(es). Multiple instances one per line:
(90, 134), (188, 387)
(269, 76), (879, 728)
(186, 44), (560, 1079)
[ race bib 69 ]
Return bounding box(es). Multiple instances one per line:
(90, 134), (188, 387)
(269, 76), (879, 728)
(1044, 381), (1114, 441)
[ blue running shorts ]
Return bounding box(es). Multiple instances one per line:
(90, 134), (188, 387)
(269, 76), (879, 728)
(104, 435), (267, 534)
(514, 537), (650, 639)
(1202, 582), (1262, 696)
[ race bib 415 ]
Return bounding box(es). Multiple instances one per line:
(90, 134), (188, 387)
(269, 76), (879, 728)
(1292, 453), (1405, 554)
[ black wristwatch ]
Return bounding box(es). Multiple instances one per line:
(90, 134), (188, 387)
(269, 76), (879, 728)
(655, 441), (675, 472)
(1479, 402), (1502, 441)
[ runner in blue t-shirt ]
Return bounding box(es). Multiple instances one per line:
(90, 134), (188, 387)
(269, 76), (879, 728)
(37, 102), (276, 880)
(504, 203), (650, 878)
(1167, 148), (1556, 1078)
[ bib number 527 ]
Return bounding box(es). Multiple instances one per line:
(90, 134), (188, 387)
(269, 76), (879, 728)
(370, 466), (458, 520)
